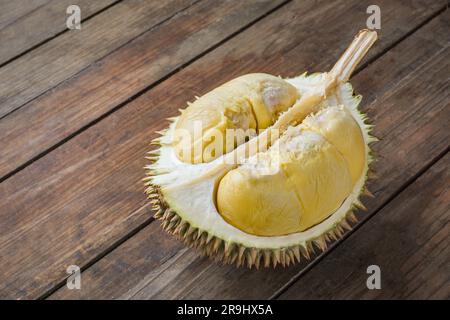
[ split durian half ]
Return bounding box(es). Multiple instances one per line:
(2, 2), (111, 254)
(145, 30), (378, 268)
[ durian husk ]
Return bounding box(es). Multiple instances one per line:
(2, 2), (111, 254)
(144, 30), (378, 268)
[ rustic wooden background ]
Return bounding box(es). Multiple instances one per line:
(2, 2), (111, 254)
(0, 0), (448, 300)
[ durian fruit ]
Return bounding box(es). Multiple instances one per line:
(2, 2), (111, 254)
(145, 30), (378, 268)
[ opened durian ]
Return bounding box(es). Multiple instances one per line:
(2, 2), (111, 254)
(145, 30), (378, 268)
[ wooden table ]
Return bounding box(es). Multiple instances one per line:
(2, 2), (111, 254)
(0, 0), (448, 300)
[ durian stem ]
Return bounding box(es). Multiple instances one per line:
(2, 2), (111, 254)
(329, 29), (378, 84)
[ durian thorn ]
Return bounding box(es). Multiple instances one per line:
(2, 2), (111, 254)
(224, 242), (233, 257)
(287, 249), (296, 263)
(250, 248), (258, 263)
(355, 200), (368, 211)
(238, 246), (246, 261)
(229, 251), (238, 265)
(292, 247), (301, 262)
(185, 226), (197, 237)
(212, 238), (222, 253)
(301, 246), (311, 260)
(153, 210), (163, 219)
(280, 250), (286, 267)
(147, 149), (160, 155)
(254, 254), (261, 270)
(194, 230), (203, 241)
(246, 251), (254, 268)
(273, 249), (281, 267)
(147, 194), (158, 200)
(305, 244), (314, 257)
(328, 230), (337, 241)
(363, 188), (375, 198)
(170, 214), (180, 223)
(285, 255), (291, 267)
(315, 237), (327, 252)
(205, 233), (214, 245)
(340, 219), (352, 231)
(263, 251), (271, 268)
(348, 212), (358, 223)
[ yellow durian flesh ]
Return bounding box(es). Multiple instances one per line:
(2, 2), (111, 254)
(173, 73), (299, 163)
(303, 105), (365, 184)
(217, 106), (365, 236)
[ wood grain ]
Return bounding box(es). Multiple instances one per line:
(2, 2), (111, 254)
(0, 0), (285, 181)
(279, 153), (449, 300)
(0, 0), (117, 65)
(0, 0), (286, 299)
(0, 0), (49, 29)
(46, 5), (450, 299)
(0, 0), (197, 119)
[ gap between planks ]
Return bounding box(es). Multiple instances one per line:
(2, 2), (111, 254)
(0, 0), (292, 184)
(351, 5), (448, 78)
(0, 0), (200, 121)
(0, 0), (123, 71)
(0, 1), (446, 183)
(1, 0), (301, 299)
(43, 5), (449, 300)
(270, 146), (449, 300)
(32, 0), (293, 299)
(277, 152), (450, 299)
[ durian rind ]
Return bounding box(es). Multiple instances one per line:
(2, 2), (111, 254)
(145, 73), (376, 268)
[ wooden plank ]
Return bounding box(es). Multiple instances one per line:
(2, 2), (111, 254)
(0, 2), (446, 184)
(279, 153), (450, 300)
(0, 0), (49, 29)
(0, 0), (118, 66)
(0, 0), (197, 119)
(0, 0), (286, 181)
(48, 4), (450, 299)
(0, 0), (287, 299)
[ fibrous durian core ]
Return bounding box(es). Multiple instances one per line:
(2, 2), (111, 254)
(146, 29), (378, 268)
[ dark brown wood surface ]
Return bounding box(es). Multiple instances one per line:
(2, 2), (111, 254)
(0, 0), (448, 300)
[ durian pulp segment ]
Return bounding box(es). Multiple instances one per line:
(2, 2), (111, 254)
(173, 73), (299, 163)
(217, 116), (357, 236)
(149, 75), (374, 249)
